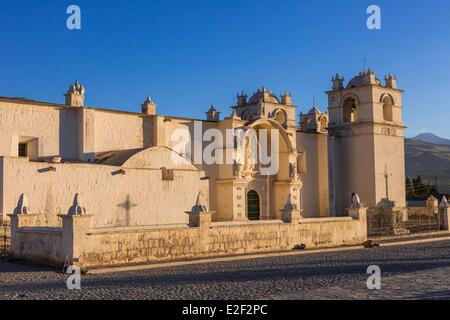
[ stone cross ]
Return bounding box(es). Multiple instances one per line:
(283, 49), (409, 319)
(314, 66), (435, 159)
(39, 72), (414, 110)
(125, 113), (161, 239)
(383, 165), (392, 199)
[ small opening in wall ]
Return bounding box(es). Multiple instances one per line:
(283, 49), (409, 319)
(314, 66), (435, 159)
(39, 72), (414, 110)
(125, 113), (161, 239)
(18, 143), (28, 157)
(161, 167), (174, 181)
(247, 190), (261, 221)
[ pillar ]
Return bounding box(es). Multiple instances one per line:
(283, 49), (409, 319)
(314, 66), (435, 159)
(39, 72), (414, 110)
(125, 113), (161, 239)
(8, 213), (40, 256)
(439, 196), (450, 230)
(58, 193), (91, 266)
(279, 194), (303, 223)
(187, 211), (213, 228)
(59, 214), (92, 266)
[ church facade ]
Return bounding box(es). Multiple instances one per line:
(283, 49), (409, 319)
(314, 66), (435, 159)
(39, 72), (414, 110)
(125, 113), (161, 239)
(0, 70), (405, 228)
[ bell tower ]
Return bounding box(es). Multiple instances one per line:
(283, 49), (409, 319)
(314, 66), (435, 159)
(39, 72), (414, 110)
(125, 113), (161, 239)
(326, 70), (406, 215)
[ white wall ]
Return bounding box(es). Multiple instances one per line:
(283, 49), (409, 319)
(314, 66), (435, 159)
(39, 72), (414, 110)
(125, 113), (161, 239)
(297, 132), (329, 217)
(0, 157), (208, 228)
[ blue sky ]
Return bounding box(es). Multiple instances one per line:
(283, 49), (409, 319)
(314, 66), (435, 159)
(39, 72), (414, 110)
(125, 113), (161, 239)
(1, 0), (449, 137)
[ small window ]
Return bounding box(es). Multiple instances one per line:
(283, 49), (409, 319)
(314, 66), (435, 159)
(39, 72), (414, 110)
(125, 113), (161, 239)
(161, 167), (174, 181)
(18, 143), (28, 157)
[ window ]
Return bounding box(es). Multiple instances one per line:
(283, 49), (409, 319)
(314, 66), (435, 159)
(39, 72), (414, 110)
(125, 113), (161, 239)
(18, 143), (27, 157)
(161, 167), (174, 181)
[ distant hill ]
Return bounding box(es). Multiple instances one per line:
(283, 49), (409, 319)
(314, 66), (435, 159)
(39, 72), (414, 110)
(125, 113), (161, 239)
(405, 138), (450, 194)
(411, 132), (450, 146)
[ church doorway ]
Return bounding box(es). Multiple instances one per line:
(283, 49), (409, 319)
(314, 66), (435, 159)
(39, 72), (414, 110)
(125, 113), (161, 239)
(247, 190), (260, 220)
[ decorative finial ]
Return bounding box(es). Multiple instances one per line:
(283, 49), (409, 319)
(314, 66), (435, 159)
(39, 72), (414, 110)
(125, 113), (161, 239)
(230, 108), (240, 119)
(16, 194), (31, 215)
(68, 193), (87, 216)
(191, 192), (208, 213)
(440, 196), (449, 208)
(67, 80), (85, 96)
(283, 194), (298, 211)
(351, 193), (364, 209)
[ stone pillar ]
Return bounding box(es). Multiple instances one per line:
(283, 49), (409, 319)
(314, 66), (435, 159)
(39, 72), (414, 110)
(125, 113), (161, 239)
(8, 213), (41, 256)
(346, 194), (368, 240)
(7, 194), (39, 256)
(347, 194), (366, 218)
(64, 80), (85, 107)
(59, 214), (92, 266)
(187, 211), (213, 228)
(379, 198), (408, 235)
(348, 207), (367, 221)
(347, 193), (368, 223)
(186, 192), (214, 228)
(280, 194), (303, 223)
(426, 195), (439, 215)
(439, 196), (450, 230)
(141, 97), (157, 115)
(58, 194), (92, 266)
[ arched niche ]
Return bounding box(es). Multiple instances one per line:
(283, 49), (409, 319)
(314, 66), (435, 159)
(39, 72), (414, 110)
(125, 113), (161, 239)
(342, 97), (358, 123)
(381, 94), (394, 121)
(247, 190), (261, 220)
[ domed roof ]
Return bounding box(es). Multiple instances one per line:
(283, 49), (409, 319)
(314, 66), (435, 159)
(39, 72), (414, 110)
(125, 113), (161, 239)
(248, 87), (280, 104)
(346, 71), (382, 88)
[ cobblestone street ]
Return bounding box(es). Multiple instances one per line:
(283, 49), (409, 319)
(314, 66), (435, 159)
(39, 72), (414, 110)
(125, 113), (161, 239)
(1, 240), (450, 300)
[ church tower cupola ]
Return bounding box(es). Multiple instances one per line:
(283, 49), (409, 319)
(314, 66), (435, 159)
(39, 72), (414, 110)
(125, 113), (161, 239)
(64, 80), (85, 107)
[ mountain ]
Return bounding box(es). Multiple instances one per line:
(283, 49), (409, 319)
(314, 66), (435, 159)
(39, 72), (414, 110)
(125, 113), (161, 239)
(411, 132), (450, 146)
(405, 138), (450, 193)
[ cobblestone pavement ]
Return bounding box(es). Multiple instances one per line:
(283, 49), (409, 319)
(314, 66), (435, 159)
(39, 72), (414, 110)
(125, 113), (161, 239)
(1, 240), (450, 300)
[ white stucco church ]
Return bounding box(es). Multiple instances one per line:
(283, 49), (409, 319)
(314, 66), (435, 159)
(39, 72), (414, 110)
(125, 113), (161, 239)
(0, 70), (405, 228)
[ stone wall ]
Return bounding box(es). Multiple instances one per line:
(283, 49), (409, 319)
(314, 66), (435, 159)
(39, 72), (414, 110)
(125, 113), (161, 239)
(9, 211), (368, 269)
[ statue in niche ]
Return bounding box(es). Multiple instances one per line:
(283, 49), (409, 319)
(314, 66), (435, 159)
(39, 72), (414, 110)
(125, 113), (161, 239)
(289, 162), (299, 180)
(233, 160), (243, 177)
